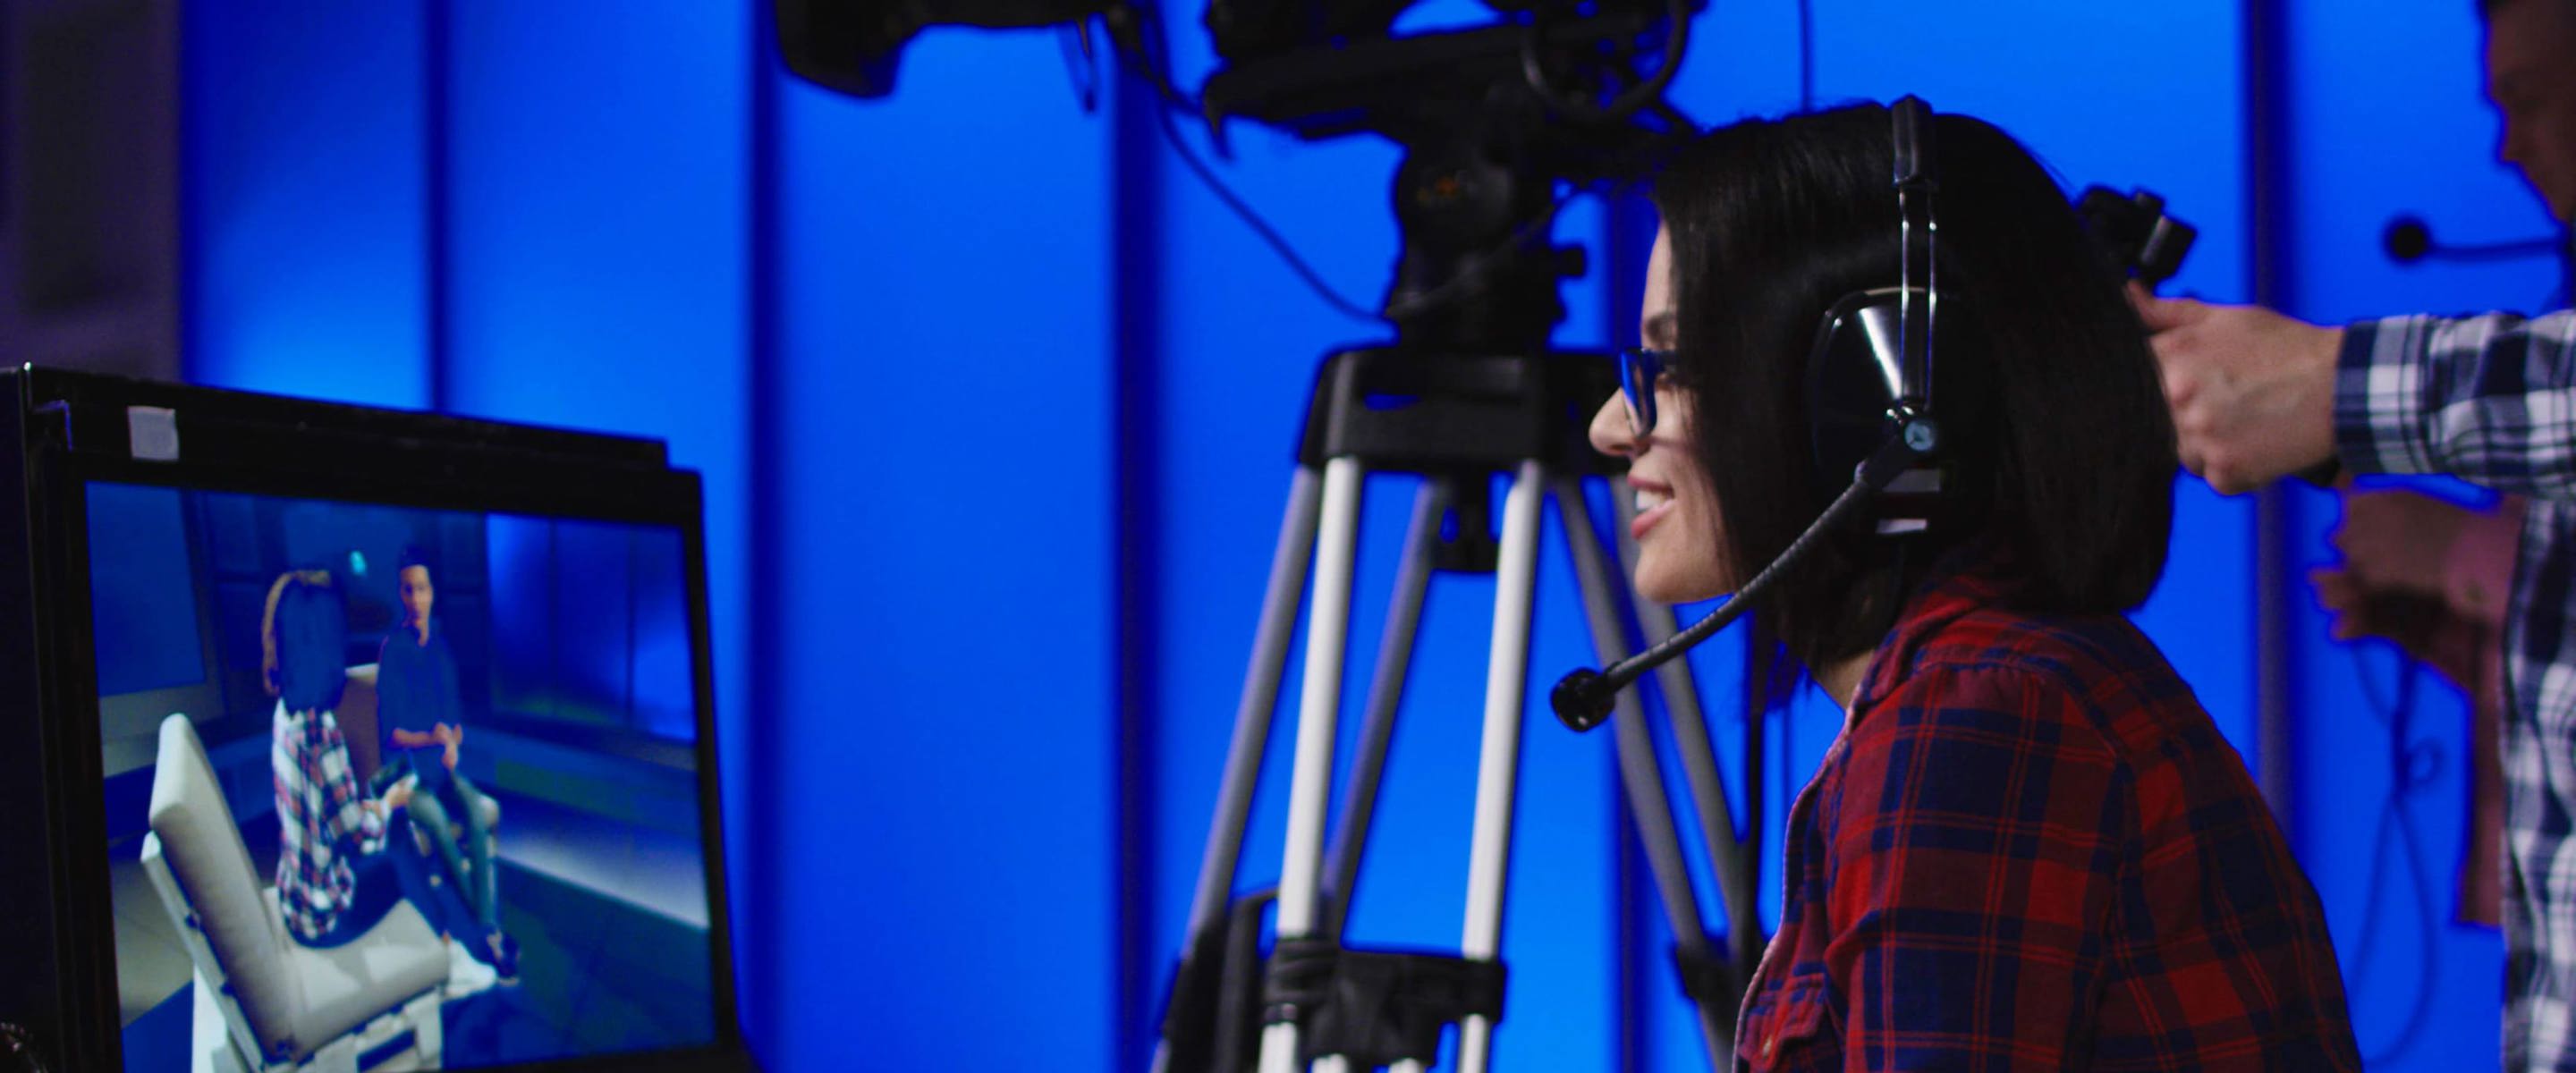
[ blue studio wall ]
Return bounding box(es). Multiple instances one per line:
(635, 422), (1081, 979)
(175, 1), (2547, 1069)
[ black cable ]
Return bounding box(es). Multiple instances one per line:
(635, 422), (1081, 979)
(2345, 640), (2443, 1066)
(1058, 22), (1101, 112)
(1147, 96), (1390, 323)
(1103, 5), (1386, 323)
(1380, 182), (1598, 324)
(1519, 0), (1694, 127)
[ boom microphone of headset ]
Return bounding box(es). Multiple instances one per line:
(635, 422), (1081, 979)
(2383, 214), (2563, 264)
(1550, 431), (1929, 731)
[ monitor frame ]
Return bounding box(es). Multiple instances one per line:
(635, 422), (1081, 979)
(5, 368), (754, 1073)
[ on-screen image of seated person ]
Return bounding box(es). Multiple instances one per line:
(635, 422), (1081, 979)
(1595, 104), (2362, 1069)
(369, 545), (516, 980)
(264, 569), (504, 994)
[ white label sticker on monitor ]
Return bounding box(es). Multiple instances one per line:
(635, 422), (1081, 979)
(126, 407), (179, 462)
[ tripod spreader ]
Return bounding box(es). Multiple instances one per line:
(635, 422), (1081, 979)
(1266, 939), (1508, 1069)
(1672, 943), (1742, 1034)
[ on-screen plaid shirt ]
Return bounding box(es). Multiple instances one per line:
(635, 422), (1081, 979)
(2341, 310), (2576, 1070)
(1733, 566), (2360, 1071)
(270, 699), (386, 942)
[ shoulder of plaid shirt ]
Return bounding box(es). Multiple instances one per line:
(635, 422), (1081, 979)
(2337, 308), (2576, 1070)
(1732, 564), (2362, 1071)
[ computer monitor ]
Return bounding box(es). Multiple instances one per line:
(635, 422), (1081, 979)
(0, 368), (754, 1073)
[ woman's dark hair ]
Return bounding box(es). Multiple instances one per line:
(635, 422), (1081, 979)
(1651, 103), (2175, 666)
(262, 570), (348, 713)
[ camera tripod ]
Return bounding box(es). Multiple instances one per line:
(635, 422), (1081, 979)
(1151, 344), (1769, 1073)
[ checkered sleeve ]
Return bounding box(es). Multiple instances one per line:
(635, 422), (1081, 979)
(2338, 310), (2576, 498)
(1821, 663), (2124, 1069)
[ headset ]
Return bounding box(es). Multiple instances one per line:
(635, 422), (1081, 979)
(1551, 95), (1947, 731)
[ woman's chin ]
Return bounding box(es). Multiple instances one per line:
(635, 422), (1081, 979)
(1633, 569), (1724, 607)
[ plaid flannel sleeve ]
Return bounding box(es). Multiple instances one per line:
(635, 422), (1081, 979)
(315, 713), (386, 855)
(2338, 310), (2576, 498)
(1822, 663), (2123, 1069)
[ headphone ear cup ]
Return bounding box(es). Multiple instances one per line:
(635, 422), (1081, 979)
(1805, 288), (1908, 503)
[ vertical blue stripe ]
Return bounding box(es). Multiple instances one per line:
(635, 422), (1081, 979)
(424, 0), (452, 414)
(770, 30), (1116, 1069)
(1112, 54), (1166, 1073)
(744, 0), (782, 1062)
(2246, 0), (2299, 841)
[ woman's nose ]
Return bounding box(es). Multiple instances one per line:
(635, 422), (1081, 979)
(1588, 393), (1637, 458)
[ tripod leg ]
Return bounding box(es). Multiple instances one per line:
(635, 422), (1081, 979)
(1454, 461), (1546, 1073)
(1156, 467), (1325, 1073)
(1610, 481), (1765, 975)
(1555, 480), (1734, 1069)
(1261, 457), (1368, 1073)
(1321, 477), (1452, 942)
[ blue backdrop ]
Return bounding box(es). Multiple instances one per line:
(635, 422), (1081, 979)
(177, 1), (2559, 1069)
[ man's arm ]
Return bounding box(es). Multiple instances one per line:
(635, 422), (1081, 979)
(2339, 311), (2576, 498)
(2135, 290), (2343, 493)
(2140, 287), (2576, 499)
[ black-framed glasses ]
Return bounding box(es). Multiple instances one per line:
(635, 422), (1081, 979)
(1618, 347), (1673, 436)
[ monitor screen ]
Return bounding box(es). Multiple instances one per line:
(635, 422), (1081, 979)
(90, 479), (717, 1071)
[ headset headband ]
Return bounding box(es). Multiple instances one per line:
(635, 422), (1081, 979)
(1892, 95), (1936, 418)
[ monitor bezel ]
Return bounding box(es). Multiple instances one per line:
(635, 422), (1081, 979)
(25, 370), (754, 1073)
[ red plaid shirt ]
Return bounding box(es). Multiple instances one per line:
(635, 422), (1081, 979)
(1735, 568), (2360, 1071)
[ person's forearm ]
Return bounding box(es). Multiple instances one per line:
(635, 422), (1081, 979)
(2339, 311), (2576, 498)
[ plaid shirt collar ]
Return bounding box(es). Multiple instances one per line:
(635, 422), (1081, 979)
(1849, 552), (2021, 712)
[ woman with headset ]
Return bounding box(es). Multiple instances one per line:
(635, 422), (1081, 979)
(1593, 104), (2361, 1069)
